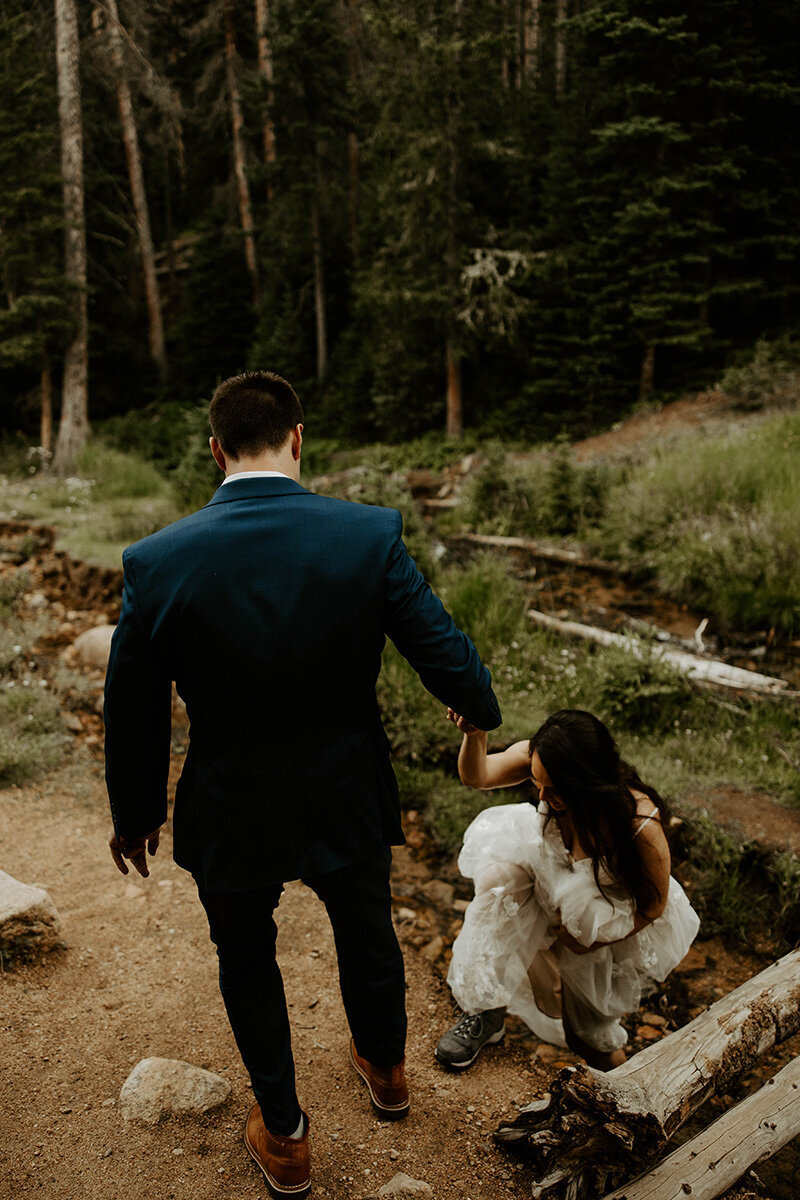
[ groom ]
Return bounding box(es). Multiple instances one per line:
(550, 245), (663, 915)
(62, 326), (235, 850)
(104, 370), (501, 1197)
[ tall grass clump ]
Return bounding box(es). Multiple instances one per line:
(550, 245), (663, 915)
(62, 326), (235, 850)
(719, 336), (800, 411)
(591, 411), (800, 634)
(0, 595), (70, 786)
(0, 438), (186, 565)
(680, 814), (766, 944)
(461, 441), (607, 539)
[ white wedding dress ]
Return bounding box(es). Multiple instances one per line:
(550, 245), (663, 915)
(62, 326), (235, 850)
(446, 802), (700, 1052)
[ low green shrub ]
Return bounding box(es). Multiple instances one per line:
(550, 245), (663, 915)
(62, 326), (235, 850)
(590, 411), (800, 634)
(461, 441), (607, 540)
(440, 552), (530, 651)
(461, 441), (536, 536)
(588, 642), (695, 733)
(78, 442), (167, 500)
(0, 572), (29, 620)
(0, 685), (68, 786)
(676, 813), (766, 943)
(719, 337), (800, 411)
(0, 618), (71, 786)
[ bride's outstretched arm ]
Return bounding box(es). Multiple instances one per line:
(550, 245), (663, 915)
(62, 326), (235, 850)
(446, 709), (531, 789)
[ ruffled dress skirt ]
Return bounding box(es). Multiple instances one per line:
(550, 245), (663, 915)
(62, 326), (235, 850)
(446, 803), (700, 1052)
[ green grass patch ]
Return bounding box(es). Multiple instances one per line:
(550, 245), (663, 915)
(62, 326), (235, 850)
(589, 409), (800, 634)
(0, 438), (186, 567)
(678, 812), (800, 947)
(0, 608), (71, 787)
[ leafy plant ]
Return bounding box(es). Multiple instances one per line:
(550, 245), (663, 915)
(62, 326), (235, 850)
(589, 642), (694, 733)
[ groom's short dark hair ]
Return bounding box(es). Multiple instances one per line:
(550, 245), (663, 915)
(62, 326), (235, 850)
(209, 370), (304, 459)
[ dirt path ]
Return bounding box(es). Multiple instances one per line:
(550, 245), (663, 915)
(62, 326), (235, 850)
(0, 752), (546, 1200)
(3, 746), (799, 1200)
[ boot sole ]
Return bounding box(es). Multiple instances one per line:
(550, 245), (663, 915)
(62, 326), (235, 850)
(434, 1027), (505, 1071)
(244, 1128), (311, 1199)
(349, 1040), (410, 1120)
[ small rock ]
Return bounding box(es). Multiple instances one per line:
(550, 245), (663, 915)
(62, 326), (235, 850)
(123, 884), (144, 901)
(420, 936), (444, 962)
(119, 1057), (230, 1124)
(419, 880), (455, 909)
(389, 1150), (400, 1161)
(26, 592), (49, 610)
(377, 1173), (433, 1197)
(534, 1043), (560, 1060)
(394, 908), (416, 923)
(102, 1147), (113, 1159)
(640, 1011), (668, 1028)
(73, 624), (116, 671)
(0, 870), (61, 959)
(63, 712), (82, 733)
(636, 1025), (663, 1041)
(452, 899), (470, 914)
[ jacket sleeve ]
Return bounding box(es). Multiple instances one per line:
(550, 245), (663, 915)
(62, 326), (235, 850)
(103, 551), (172, 839)
(383, 512), (502, 731)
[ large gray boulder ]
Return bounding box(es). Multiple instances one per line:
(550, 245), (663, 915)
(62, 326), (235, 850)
(0, 871), (61, 959)
(73, 624), (116, 671)
(120, 1057), (231, 1124)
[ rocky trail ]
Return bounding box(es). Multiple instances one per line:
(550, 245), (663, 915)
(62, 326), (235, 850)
(2, 729), (799, 1200)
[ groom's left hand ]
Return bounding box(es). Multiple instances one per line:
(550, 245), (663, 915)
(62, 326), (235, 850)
(109, 827), (162, 878)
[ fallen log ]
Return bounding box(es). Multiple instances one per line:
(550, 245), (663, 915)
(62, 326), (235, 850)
(494, 948), (800, 1198)
(446, 531), (620, 574)
(601, 1053), (800, 1200)
(527, 609), (792, 695)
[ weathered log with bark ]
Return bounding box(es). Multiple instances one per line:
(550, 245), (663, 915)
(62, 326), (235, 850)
(494, 949), (800, 1198)
(600, 1052), (800, 1200)
(527, 609), (792, 695)
(447, 531), (620, 574)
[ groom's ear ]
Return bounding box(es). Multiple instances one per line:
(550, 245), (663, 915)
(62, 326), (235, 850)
(210, 436), (227, 473)
(291, 424), (303, 461)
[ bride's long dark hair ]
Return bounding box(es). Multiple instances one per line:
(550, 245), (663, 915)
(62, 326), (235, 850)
(530, 709), (670, 913)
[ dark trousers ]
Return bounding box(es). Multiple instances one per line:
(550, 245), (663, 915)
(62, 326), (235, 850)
(196, 848), (407, 1136)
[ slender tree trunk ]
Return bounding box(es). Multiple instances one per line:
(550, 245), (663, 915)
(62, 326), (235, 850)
(639, 342), (655, 404)
(254, 0), (276, 196)
(522, 0), (541, 82)
(40, 363), (53, 458)
(224, 0), (260, 303)
(52, 0), (89, 477)
(555, 0), (568, 98)
(443, 0), (464, 437)
(345, 0), (362, 257)
(446, 339), (463, 438)
(105, 0), (167, 379)
(310, 162), (327, 381)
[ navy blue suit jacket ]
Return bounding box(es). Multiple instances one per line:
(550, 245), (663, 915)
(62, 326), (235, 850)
(104, 476), (501, 889)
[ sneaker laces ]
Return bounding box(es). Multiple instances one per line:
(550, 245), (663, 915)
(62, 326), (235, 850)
(452, 1013), (483, 1042)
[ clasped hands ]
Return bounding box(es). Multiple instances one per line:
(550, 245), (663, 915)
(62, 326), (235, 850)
(109, 827), (162, 878)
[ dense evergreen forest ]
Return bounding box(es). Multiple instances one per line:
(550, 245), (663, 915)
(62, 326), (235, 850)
(2, 0), (799, 469)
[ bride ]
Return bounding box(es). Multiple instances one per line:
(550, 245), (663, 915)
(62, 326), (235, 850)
(436, 708), (699, 1072)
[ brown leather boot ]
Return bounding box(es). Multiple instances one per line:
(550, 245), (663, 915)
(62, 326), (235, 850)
(349, 1038), (410, 1120)
(244, 1103), (311, 1198)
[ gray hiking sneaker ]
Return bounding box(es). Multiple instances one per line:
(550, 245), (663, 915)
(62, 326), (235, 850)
(434, 1008), (506, 1070)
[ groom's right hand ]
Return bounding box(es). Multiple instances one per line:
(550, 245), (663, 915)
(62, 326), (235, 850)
(109, 826), (162, 878)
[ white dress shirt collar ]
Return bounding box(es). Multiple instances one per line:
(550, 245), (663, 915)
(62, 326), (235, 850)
(220, 470), (291, 486)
